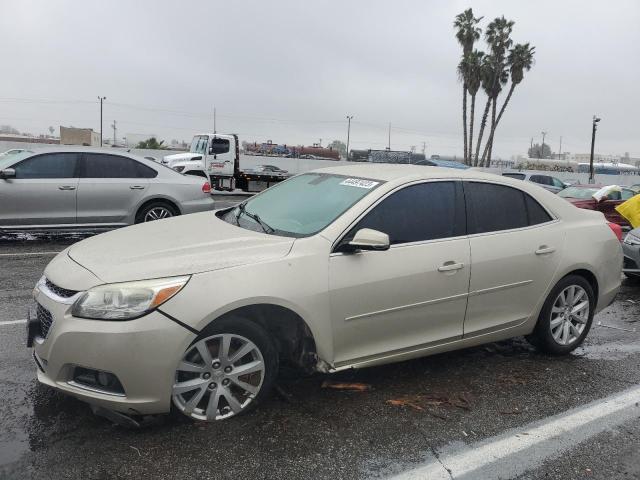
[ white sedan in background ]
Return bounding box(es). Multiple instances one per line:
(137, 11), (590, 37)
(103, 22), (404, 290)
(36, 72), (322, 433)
(29, 165), (621, 424)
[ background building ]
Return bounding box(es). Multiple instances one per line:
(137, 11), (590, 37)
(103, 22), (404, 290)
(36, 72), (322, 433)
(59, 126), (100, 146)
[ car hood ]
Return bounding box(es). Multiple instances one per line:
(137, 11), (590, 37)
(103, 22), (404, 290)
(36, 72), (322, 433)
(67, 212), (295, 284)
(162, 152), (202, 165)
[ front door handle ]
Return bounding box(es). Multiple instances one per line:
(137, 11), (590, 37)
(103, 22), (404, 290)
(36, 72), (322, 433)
(535, 246), (556, 255)
(438, 261), (464, 272)
(58, 185), (76, 190)
(129, 185), (145, 190)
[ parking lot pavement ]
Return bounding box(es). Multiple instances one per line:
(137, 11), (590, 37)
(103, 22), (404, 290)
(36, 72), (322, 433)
(1, 233), (639, 479)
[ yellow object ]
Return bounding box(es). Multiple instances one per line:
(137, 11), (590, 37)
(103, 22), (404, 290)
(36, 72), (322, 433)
(615, 194), (640, 228)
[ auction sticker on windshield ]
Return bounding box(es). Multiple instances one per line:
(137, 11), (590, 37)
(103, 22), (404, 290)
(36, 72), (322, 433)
(340, 178), (379, 189)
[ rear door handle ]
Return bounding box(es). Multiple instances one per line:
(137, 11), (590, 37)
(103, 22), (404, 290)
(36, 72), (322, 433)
(129, 185), (145, 190)
(438, 261), (464, 272)
(535, 246), (556, 255)
(58, 185), (76, 190)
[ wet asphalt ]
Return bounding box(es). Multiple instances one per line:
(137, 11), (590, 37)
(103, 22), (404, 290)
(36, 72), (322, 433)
(1, 196), (639, 479)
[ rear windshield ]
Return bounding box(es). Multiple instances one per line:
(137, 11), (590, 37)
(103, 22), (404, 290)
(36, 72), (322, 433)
(502, 173), (526, 180)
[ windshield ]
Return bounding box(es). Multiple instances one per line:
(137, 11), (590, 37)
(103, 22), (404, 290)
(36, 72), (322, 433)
(559, 187), (598, 199)
(223, 173), (383, 237)
(190, 135), (209, 154)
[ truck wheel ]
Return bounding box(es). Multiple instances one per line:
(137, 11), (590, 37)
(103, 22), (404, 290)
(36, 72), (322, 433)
(526, 275), (595, 355)
(171, 317), (278, 421)
(135, 202), (178, 223)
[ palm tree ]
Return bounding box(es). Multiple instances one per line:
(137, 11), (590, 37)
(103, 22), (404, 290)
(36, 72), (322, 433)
(474, 54), (506, 166)
(480, 43), (536, 163)
(458, 50), (484, 164)
(478, 16), (514, 166)
(454, 9), (482, 164)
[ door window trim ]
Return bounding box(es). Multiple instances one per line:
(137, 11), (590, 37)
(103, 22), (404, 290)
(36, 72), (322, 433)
(461, 180), (558, 239)
(330, 179), (467, 255)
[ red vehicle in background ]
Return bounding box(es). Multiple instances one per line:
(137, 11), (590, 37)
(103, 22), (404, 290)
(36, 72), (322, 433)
(558, 184), (637, 228)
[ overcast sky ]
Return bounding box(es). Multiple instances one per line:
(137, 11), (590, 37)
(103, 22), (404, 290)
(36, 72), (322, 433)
(2, 0), (639, 158)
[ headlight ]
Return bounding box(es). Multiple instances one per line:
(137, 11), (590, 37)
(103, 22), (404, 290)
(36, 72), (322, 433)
(72, 276), (190, 320)
(624, 233), (640, 246)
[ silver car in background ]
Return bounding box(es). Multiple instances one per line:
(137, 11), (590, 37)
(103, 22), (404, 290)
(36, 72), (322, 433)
(622, 228), (640, 278)
(0, 148), (214, 232)
(502, 172), (567, 194)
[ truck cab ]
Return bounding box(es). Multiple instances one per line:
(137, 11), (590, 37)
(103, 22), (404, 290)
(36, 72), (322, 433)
(163, 134), (239, 189)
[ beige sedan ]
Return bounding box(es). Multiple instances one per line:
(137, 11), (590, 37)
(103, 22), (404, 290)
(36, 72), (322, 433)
(29, 165), (622, 423)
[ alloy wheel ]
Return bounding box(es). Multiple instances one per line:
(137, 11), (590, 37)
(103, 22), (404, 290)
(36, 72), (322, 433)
(144, 207), (173, 222)
(172, 333), (265, 421)
(549, 285), (589, 346)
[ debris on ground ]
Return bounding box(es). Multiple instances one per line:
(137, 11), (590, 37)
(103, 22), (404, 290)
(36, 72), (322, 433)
(321, 381), (372, 392)
(386, 393), (472, 413)
(596, 321), (637, 333)
(499, 407), (523, 415)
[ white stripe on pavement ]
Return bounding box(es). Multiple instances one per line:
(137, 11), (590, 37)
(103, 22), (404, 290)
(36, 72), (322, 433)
(388, 384), (640, 480)
(0, 251), (62, 257)
(0, 319), (27, 326)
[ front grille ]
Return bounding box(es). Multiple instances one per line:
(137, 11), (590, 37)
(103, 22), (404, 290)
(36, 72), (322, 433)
(37, 304), (54, 339)
(45, 278), (78, 299)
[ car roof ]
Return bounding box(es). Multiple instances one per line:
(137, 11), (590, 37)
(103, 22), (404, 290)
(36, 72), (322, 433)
(309, 163), (503, 183)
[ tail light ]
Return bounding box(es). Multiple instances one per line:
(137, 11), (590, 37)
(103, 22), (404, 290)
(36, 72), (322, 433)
(607, 222), (623, 241)
(202, 182), (211, 194)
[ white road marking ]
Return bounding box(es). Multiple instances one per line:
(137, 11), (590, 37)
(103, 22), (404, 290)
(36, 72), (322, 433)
(388, 384), (640, 480)
(0, 319), (27, 326)
(0, 251), (62, 257)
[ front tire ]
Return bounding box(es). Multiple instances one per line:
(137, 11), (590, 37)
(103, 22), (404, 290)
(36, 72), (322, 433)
(526, 275), (595, 354)
(171, 317), (278, 421)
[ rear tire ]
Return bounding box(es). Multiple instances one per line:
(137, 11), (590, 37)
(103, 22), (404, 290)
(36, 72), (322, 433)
(526, 275), (595, 355)
(171, 317), (278, 422)
(135, 201), (178, 224)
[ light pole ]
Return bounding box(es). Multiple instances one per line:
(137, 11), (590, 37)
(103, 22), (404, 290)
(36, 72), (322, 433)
(589, 116), (601, 184)
(345, 115), (353, 161)
(98, 96), (107, 146)
(540, 131), (547, 159)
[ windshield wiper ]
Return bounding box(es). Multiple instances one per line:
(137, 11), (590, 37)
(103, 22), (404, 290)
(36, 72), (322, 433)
(235, 203), (274, 234)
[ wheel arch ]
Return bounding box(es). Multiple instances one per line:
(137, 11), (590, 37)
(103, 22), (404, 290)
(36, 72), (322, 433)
(201, 303), (322, 373)
(135, 195), (183, 219)
(557, 267), (599, 301)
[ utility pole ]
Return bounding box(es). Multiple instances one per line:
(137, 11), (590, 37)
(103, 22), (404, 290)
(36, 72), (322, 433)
(422, 141), (427, 156)
(558, 136), (562, 159)
(345, 115), (353, 161)
(530, 137), (533, 156)
(540, 131), (547, 159)
(98, 96), (106, 147)
(589, 116), (601, 184)
(387, 123), (391, 151)
(213, 106), (216, 134)
(111, 120), (117, 146)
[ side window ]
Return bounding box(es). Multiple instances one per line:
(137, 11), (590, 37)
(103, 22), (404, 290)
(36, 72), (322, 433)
(525, 194), (553, 225)
(13, 153), (78, 179)
(210, 138), (230, 155)
(344, 181), (464, 245)
(621, 189), (635, 200)
(82, 154), (153, 178)
(552, 177), (565, 188)
(608, 190), (621, 201)
(530, 175), (552, 186)
(465, 182), (528, 233)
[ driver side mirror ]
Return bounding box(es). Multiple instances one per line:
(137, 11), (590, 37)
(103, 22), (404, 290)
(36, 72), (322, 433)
(0, 168), (15, 179)
(341, 228), (390, 253)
